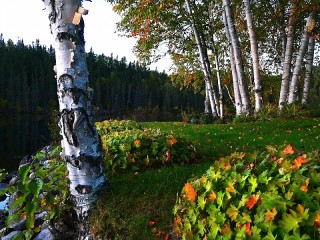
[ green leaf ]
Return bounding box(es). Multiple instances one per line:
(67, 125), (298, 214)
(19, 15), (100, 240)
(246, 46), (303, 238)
(12, 233), (24, 240)
(261, 232), (277, 240)
(35, 167), (47, 179)
(197, 219), (206, 236)
(50, 145), (61, 156)
(216, 191), (225, 207)
(33, 152), (46, 160)
(279, 212), (301, 233)
(23, 230), (34, 240)
(250, 226), (261, 239)
(197, 194), (206, 210)
(258, 171), (272, 184)
(19, 165), (32, 185)
(28, 179), (43, 197)
(248, 176), (258, 193)
(226, 205), (238, 221)
(25, 201), (37, 229)
(284, 232), (311, 240)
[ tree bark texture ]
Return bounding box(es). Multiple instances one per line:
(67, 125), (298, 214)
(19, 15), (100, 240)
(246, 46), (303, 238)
(223, 0), (251, 114)
(278, 2), (297, 110)
(185, 0), (219, 118)
(243, 0), (263, 112)
(222, 2), (243, 115)
(302, 36), (315, 105)
(43, 0), (107, 238)
(288, 11), (315, 104)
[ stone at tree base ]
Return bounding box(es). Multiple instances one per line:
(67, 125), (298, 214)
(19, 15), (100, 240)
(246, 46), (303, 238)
(34, 228), (55, 240)
(2, 230), (22, 240)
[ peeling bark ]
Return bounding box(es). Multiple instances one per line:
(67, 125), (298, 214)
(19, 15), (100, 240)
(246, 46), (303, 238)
(223, 0), (251, 114)
(185, 0), (219, 118)
(288, 11), (315, 104)
(243, 0), (263, 112)
(222, 4), (242, 115)
(302, 36), (315, 105)
(43, 0), (107, 239)
(278, 2), (297, 110)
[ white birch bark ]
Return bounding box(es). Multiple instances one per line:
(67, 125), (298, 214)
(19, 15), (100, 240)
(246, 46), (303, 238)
(278, 2), (296, 110)
(185, 0), (219, 118)
(204, 88), (210, 113)
(222, 2), (243, 115)
(214, 54), (224, 119)
(243, 0), (263, 112)
(288, 11), (315, 104)
(43, 1), (107, 238)
(223, 0), (251, 114)
(302, 36), (315, 105)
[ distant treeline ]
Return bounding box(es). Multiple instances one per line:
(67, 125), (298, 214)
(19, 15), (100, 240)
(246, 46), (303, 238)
(0, 35), (204, 117)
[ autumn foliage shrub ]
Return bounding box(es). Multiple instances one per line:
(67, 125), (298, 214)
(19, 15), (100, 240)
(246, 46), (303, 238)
(173, 145), (320, 240)
(96, 120), (198, 175)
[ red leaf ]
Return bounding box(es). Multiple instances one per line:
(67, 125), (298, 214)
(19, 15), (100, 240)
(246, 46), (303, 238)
(246, 194), (259, 210)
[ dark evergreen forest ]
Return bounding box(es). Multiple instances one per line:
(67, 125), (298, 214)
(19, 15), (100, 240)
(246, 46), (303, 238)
(0, 35), (204, 119)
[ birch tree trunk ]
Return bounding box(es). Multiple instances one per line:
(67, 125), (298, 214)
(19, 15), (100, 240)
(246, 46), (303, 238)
(214, 53), (224, 119)
(204, 89), (210, 113)
(222, 8), (242, 115)
(288, 11), (315, 104)
(185, 0), (219, 118)
(243, 0), (263, 112)
(223, 0), (251, 114)
(302, 36), (315, 105)
(278, 2), (297, 110)
(43, 1), (107, 238)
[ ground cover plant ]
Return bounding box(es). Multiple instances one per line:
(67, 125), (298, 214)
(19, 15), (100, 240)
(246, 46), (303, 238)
(1, 118), (319, 239)
(173, 145), (320, 239)
(0, 146), (69, 240)
(96, 120), (198, 175)
(89, 118), (320, 239)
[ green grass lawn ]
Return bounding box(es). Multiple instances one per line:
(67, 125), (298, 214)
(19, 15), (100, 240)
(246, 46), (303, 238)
(89, 118), (320, 239)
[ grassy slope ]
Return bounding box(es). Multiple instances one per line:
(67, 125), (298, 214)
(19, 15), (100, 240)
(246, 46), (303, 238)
(90, 118), (320, 239)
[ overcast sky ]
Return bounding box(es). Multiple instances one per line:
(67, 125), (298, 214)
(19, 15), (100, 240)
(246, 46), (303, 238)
(0, 0), (169, 71)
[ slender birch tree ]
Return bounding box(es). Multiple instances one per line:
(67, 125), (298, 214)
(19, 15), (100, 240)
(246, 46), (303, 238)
(222, 9), (242, 115)
(223, 0), (251, 114)
(302, 36), (316, 105)
(288, 11), (316, 104)
(43, 0), (107, 238)
(185, 0), (219, 118)
(278, 2), (297, 110)
(243, 0), (263, 112)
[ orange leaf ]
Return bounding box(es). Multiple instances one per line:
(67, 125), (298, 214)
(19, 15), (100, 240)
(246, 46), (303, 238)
(225, 182), (237, 194)
(168, 138), (177, 146)
(183, 182), (197, 202)
(300, 178), (310, 193)
(246, 194), (259, 210)
(290, 155), (308, 171)
(283, 145), (294, 155)
(20, 212), (27, 219)
(315, 212), (320, 228)
(240, 223), (252, 235)
(221, 222), (231, 235)
(134, 139), (141, 146)
(265, 208), (278, 222)
(209, 191), (216, 202)
(224, 163), (231, 170)
(296, 204), (304, 216)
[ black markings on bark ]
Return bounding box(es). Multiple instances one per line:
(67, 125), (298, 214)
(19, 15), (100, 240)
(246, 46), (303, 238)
(65, 155), (82, 169)
(75, 185), (93, 194)
(48, 0), (57, 23)
(57, 31), (79, 43)
(62, 109), (79, 147)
